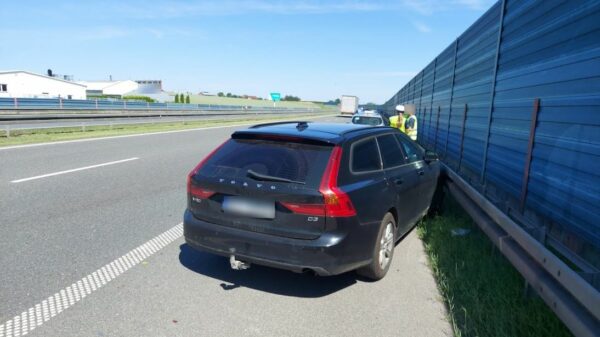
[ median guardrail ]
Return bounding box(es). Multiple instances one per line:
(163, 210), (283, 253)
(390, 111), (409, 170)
(0, 97), (316, 112)
(0, 110), (333, 137)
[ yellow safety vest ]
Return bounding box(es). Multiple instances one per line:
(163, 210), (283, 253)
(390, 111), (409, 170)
(389, 115), (406, 133)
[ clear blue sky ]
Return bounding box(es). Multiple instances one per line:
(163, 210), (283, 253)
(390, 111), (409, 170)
(0, 0), (495, 103)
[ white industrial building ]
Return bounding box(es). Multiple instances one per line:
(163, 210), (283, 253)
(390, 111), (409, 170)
(0, 70), (87, 99)
(78, 80), (140, 97)
(78, 79), (172, 102)
(0, 70), (171, 102)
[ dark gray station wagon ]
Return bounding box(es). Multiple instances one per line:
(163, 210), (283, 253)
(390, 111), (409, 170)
(184, 122), (440, 280)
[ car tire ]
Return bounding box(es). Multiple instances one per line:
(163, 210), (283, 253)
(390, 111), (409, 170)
(357, 212), (396, 280)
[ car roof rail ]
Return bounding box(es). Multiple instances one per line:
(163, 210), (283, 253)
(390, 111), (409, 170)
(249, 121), (311, 129)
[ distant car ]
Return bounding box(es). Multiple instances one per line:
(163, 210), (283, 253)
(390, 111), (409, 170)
(184, 121), (440, 280)
(351, 110), (389, 127)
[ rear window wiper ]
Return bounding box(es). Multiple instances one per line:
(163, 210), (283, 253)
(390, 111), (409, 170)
(246, 169), (305, 185)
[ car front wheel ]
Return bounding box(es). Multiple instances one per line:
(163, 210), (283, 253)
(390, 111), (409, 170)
(357, 212), (396, 280)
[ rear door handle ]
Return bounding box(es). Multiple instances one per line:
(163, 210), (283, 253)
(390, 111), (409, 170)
(394, 178), (404, 185)
(418, 170), (425, 176)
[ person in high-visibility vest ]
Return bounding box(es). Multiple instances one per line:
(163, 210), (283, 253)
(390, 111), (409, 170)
(405, 108), (418, 141)
(389, 105), (406, 133)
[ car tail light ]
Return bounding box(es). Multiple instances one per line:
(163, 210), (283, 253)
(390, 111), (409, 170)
(188, 185), (215, 199)
(319, 146), (356, 217)
(279, 146), (355, 218)
(187, 140), (228, 198)
(280, 202), (326, 216)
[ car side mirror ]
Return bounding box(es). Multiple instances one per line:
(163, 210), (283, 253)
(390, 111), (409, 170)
(424, 150), (438, 164)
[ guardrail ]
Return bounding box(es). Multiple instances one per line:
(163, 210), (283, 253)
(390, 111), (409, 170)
(0, 110), (331, 137)
(0, 97), (315, 112)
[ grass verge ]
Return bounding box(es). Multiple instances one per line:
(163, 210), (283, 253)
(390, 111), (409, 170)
(418, 195), (572, 337)
(188, 95), (338, 110)
(0, 113), (332, 147)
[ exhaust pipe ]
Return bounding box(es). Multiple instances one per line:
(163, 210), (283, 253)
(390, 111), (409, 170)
(229, 255), (250, 270)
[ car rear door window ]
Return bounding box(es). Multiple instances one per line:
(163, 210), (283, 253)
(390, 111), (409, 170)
(395, 134), (421, 163)
(198, 139), (333, 188)
(351, 138), (381, 172)
(377, 134), (405, 168)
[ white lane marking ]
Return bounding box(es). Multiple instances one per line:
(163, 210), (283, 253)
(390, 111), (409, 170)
(0, 114), (337, 151)
(10, 157), (139, 183)
(0, 223), (184, 337)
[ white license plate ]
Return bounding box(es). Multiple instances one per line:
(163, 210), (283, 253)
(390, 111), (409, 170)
(222, 197), (275, 219)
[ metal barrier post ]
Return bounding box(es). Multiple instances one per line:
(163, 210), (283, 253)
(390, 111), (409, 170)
(5, 126), (9, 138)
(445, 39), (459, 158)
(422, 108), (427, 144)
(59, 97), (63, 109)
(480, 0), (507, 184)
(458, 103), (468, 171)
(434, 105), (441, 152)
(430, 58), (438, 150)
(520, 98), (540, 213)
(13, 97), (18, 109)
(95, 99), (98, 109)
(428, 105), (434, 149)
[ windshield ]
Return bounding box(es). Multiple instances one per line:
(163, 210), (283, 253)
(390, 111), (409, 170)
(352, 116), (383, 126)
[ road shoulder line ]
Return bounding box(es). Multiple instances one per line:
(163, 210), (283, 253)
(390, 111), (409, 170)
(0, 223), (183, 337)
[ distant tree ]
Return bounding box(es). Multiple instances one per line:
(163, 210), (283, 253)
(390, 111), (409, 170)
(217, 92), (224, 97)
(226, 92), (232, 97)
(185, 95), (190, 104)
(282, 95), (301, 102)
(335, 98), (341, 104)
(122, 95), (155, 103)
(174, 94), (179, 103)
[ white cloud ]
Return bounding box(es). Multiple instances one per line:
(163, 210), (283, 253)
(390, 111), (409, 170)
(77, 27), (133, 40)
(454, 0), (492, 10)
(112, 1), (386, 18)
(345, 71), (418, 78)
(32, 1), (495, 20)
(0, 26), (199, 41)
(412, 21), (432, 33)
(400, 0), (495, 15)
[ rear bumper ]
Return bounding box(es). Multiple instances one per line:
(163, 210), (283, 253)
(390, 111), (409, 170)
(183, 209), (377, 276)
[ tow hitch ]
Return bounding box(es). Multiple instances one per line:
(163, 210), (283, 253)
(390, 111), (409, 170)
(230, 255), (250, 270)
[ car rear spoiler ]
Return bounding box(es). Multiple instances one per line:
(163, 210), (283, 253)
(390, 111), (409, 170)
(231, 130), (338, 146)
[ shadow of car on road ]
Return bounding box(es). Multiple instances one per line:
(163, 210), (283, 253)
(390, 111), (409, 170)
(178, 244), (360, 298)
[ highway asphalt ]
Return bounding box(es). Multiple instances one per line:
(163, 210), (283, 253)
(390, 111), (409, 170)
(0, 116), (451, 337)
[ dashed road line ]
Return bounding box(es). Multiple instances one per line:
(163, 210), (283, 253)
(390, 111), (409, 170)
(10, 157), (139, 183)
(0, 223), (183, 337)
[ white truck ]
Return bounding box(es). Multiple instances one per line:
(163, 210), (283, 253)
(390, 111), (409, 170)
(340, 95), (359, 116)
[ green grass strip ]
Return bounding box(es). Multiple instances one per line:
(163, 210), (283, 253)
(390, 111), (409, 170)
(0, 113), (334, 147)
(417, 196), (572, 337)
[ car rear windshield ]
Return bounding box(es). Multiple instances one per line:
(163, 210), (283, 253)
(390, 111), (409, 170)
(352, 116), (383, 126)
(198, 139), (333, 188)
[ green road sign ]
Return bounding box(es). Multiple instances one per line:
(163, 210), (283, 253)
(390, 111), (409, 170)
(270, 92), (281, 101)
